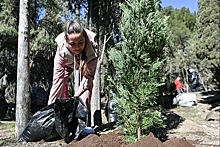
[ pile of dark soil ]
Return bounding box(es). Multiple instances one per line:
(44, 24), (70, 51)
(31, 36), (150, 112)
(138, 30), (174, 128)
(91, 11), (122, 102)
(66, 131), (194, 147)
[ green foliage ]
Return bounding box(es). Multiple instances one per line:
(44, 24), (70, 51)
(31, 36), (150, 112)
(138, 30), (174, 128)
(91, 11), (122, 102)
(0, 0), (18, 86)
(0, 0), (71, 94)
(108, 0), (168, 143)
(161, 6), (197, 93)
(163, 6), (197, 65)
(0, 0), (18, 36)
(29, 0), (68, 89)
(193, 0), (220, 89)
(30, 0), (67, 51)
(162, 1), (219, 92)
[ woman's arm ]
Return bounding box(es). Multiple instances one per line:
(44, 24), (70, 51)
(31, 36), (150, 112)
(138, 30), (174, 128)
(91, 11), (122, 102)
(74, 58), (98, 96)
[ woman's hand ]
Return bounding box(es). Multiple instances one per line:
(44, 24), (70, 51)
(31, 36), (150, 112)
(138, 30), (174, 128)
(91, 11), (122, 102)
(74, 89), (85, 97)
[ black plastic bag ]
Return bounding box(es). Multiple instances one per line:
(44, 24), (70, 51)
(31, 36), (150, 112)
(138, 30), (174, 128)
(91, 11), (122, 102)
(0, 96), (8, 119)
(105, 98), (117, 123)
(18, 104), (59, 142)
(19, 97), (87, 143)
(53, 97), (87, 143)
(30, 87), (48, 113)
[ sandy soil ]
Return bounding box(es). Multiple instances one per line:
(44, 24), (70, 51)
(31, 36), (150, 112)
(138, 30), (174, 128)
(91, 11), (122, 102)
(166, 91), (220, 147)
(0, 91), (219, 147)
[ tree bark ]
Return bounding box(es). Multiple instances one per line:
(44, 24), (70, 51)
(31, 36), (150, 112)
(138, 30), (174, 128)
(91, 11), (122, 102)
(74, 1), (81, 93)
(15, 0), (30, 139)
(90, 63), (101, 126)
(91, 35), (111, 126)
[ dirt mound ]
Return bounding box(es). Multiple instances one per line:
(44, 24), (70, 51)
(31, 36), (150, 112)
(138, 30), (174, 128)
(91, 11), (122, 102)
(66, 131), (124, 147)
(127, 132), (164, 147)
(66, 131), (194, 147)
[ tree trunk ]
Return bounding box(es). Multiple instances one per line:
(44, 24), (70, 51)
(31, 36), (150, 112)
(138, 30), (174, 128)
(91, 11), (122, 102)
(88, 0), (96, 126)
(91, 35), (111, 126)
(74, 1), (81, 93)
(15, 0), (30, 139)
(74, 70), (80, 93)
(91, 65), (101, 126)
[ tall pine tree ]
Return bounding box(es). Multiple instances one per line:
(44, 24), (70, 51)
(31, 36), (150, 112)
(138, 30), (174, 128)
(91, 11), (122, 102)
(0, 0), (19, 85)
(108, 0), (168, 143)
(194, 0), (220, 89)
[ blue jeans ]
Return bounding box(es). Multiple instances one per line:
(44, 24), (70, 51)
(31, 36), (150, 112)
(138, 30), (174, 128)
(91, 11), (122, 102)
(176, 89), (182, 95)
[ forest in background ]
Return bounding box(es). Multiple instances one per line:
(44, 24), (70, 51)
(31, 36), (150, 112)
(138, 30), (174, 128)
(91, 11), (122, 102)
(0, 0), (219, 108)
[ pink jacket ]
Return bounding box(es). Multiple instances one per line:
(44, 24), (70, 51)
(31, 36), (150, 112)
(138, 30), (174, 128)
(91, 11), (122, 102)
(55, 29), (98, 70)
(48, 29), (98, 106)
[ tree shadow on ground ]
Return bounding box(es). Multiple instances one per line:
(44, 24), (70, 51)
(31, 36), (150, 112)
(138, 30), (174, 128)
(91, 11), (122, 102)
(199, 91), (220, 110)
(93, 122), (116, 133)
(152, 109), (185, 142)
(199, 91), (220, 121)
(153, 94), (188, 141)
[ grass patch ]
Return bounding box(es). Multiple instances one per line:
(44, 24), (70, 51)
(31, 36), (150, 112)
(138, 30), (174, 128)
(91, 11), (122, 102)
(0, 121), (16, 145)
(0, 121), (15, 131)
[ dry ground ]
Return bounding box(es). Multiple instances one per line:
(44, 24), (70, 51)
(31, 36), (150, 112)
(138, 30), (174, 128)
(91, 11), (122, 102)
(166, 91), (220, 147)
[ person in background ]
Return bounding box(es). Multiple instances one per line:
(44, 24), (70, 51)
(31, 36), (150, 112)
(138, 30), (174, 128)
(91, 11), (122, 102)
(174, 76), (184, 95)
(188, 68), (200, 92)
(48, 19), (99, 114)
